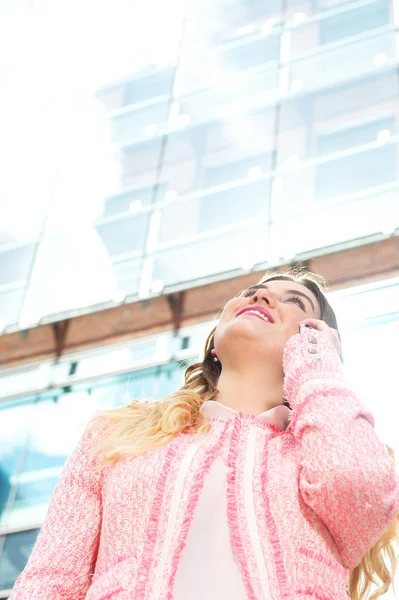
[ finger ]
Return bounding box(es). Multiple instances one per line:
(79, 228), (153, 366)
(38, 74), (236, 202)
(298, 318), (327, 330)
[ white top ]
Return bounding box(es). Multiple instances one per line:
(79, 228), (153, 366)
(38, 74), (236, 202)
(173, 400), (291, 600)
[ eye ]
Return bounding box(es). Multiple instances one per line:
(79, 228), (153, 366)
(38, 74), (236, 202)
(287, 295), (306, 310)
(241, 289), (255, 297)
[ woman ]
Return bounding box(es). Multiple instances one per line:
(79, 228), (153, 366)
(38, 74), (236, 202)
(10, 268), (399, 600)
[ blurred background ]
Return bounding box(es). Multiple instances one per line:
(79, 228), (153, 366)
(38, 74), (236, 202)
(0, 0), (398, 596)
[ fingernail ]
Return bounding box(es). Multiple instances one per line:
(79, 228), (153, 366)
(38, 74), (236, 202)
(299, 324), (312, 333)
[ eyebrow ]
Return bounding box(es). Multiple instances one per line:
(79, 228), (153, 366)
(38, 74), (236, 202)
(242, 284), (316, 314)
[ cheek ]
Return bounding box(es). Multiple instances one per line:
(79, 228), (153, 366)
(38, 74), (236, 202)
(283, 305), (304, 325)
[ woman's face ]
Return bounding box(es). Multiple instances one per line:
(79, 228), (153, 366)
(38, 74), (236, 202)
(213, 279), (321, 370)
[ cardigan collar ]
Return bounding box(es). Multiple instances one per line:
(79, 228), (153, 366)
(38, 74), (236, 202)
(201, 400), (292, 430)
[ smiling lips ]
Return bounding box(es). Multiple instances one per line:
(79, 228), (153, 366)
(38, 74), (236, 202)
(236, 306), (275, 323)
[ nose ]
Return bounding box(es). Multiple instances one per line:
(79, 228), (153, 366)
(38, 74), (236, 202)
(249, 289), (277, 308)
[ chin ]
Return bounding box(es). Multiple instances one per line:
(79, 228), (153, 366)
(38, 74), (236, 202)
(217, 322), (278, 354)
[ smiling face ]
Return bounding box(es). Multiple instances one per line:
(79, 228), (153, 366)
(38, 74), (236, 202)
(213, 279), (321, 372)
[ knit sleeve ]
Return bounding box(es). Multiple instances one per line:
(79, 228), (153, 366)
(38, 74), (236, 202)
(283, 330), (399, 571)
(9, 421), (106, 599)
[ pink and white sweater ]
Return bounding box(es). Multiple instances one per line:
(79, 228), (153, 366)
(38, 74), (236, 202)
(9, 330), (399, 600)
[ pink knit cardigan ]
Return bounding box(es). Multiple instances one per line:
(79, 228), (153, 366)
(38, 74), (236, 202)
(9, 330), (399, 600)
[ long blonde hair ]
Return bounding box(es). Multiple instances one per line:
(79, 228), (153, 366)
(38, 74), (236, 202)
(88, 267), (399, 600)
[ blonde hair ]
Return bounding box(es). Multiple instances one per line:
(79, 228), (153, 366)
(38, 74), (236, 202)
(88, 267), (399, 600)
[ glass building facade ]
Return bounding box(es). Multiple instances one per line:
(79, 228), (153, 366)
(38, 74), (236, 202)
(1, 0), (398, 331)
(0, 0), (399, 596)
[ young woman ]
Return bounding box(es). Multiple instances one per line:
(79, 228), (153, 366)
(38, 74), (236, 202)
(10, 269), (399, 600)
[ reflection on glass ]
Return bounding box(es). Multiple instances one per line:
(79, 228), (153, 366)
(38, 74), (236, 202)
(90, 377), (133, 409)
(0, 529), (40, 590)
(77, 341), (157, 380)
(155, 365), (185, 399)
(316, 118), (397, 201)
(290, 32), (396, 94)
(158, 179), (271, 244)
(0, 289), (25, 329)
(183, 0), (282, 50)
(340, 318), (399, 450)
(0, 244), (36, 287)
(157, 109), (276, 198)
(318, 0), (390, 46)
(0, 404), (34, 528)
(153, 221), (269, 285)
(0, 366), (49, 401)
(290, 0), (391, 56)
(109, 100), (170, 145)
(111, 256), (143, 297)
(203, 151), (273, 187)
(180, 34), (280, 92)
(121, 137), (164, 188)
(277, 70), (398, 164)
(124, 67), (176, 106)
(179, 65), (279, 124)
(20, 229), (116, 319)
(4, 395), (95, 528)
(272, 187), (399, 255)
(95, 212), (149, 258)
(103, 185), (157, 215)
(0, 0), (398, 334)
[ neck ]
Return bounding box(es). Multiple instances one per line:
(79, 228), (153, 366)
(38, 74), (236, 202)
(213, 365), (285, 416)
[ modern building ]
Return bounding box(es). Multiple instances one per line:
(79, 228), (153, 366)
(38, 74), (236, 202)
(0, 0), (398, 596)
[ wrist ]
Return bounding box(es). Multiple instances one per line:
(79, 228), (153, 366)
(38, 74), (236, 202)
(283, 330), (345, 407)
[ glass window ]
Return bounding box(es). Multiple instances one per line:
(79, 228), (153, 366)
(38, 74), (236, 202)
(197, 179), (271, 232)
(317, 116), (395, 154)
(124, 66), (176, 105)
(109, 100), (170, 146)
(290, 0), (392, 57)
(276, 70), (398, 167)
(88, 376), (133, 409)
(180, 34), (281, 92)
(158, 178), (271, 244)
(103, 185), (158, 216)
(179, 65), (279, 124)
(0, 366), (50, 402)
(203, 151), (273, 187)
(155, 364), (185, 399)
(0, 288), (25, 330)
(316, 117), (397, 200)
(17, 229), (117, 320)
(77, 340), (157, 379)
(125, 368), (158, 401)
(183, 0), (283, 51)
(90, 365), (181, 404)
(174, 322), (215, 354)
(153, 220), (269, 285)
(341, 317), (399, 450)
(289, 31), (396, 95)
(95, 83), (126, 112)
(273, 185), (399, 255)
(95, 212), (149, 258)
(94, 184), (165, 261)
(0, 528), (40, 591)
(319, 0), (390, 46)
(121, 137), (164, 189)
(0, 403), (34, 528)
(111, 256), (142, 297)
(0, 244), (36, 287)
(3, 394), (96, 529)
(155, 107), (276, 199)
(332, 278), (399, 324)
